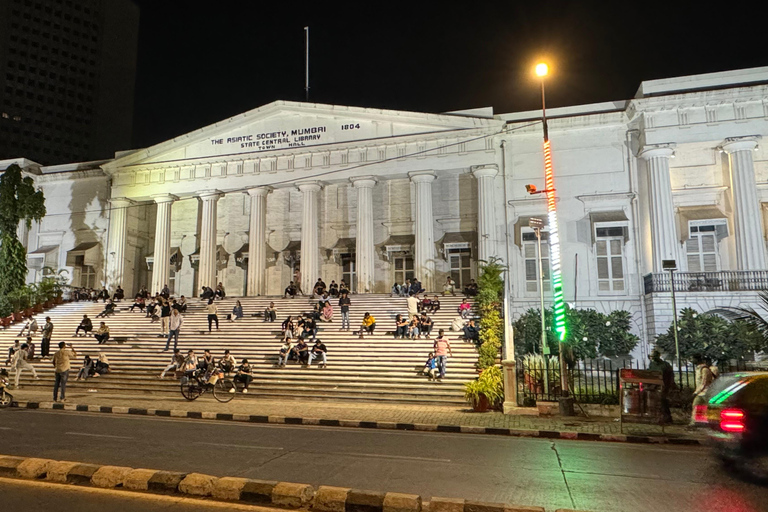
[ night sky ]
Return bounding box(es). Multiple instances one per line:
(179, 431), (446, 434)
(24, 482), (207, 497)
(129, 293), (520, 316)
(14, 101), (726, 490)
(130, 0), (767, 149)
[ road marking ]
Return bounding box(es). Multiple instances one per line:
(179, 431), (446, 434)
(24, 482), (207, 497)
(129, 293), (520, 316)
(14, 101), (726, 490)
(0, 427), (14, 430)
(193, 442), (284, 451)
(320, 451), (451, 463)
(65, 432), (134, 440)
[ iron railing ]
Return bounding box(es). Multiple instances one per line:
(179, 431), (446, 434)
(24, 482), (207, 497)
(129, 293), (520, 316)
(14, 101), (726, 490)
(643, 270), (768, 294)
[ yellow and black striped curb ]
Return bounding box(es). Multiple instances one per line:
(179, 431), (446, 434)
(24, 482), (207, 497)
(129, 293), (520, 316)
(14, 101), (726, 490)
(0, 454), (587, 512)
(13, 400), (703, 446)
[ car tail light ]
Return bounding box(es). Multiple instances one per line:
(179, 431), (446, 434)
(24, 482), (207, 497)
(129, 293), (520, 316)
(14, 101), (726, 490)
(694, 404), (708, 423)
(720, 408), (746, 433)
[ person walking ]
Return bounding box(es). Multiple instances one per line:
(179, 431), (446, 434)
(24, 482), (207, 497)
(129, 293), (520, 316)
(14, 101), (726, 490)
(338, 292), (351, 331)
(52, 342), (77, 402)
(433, 329), (453, 380)
(11, 342), (40, 388)
(689, 355), (715, 427)
(165, 308), (183, 351)
(40, 317), (53, 359)
(206, 299), (219, 332)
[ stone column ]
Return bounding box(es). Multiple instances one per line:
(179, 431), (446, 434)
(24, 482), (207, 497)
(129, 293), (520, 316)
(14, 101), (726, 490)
(246, 187), (271, 296)
(352, 177), (377, 293)
(17, 221), (29, 249)
(298, 182), (322, 293)
(723, 137), (767, 270)
(107, 197), (134, 289)
(198, 190), (223, 291)
(410, 171), (437, 292)
(472, 164), (499, 262)
(151, 194), (178, 294)
(639, 146), (677, 272)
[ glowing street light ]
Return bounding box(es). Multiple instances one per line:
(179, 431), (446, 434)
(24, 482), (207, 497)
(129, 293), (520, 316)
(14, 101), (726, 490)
(535, 63), (549, 77)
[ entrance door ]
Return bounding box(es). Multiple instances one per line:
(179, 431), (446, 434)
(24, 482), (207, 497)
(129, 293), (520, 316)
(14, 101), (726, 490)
(448, 249), (472, 289)
(393, 256), (414, 285)
(342, 254), (356, 293)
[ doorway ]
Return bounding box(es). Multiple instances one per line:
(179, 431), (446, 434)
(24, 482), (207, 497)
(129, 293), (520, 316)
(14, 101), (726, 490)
(448, 249), (472, 289)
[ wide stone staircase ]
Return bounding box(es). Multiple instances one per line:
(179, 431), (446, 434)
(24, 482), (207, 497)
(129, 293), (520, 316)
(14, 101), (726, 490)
(1, 294), (479, 405)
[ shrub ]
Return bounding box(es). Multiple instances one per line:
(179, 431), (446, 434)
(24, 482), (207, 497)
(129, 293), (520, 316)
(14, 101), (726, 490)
(464, 365), (504, 408)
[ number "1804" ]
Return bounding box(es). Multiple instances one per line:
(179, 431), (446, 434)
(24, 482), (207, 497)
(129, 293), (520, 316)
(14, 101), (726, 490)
(341, 124), (360, 130)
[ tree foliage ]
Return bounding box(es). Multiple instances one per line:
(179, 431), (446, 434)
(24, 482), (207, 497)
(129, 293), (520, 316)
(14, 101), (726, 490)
(514, 306), (639, 359)
(0, 164), (46, 295)
(475, 257), (505, 370)
(655, 308), (765, 365)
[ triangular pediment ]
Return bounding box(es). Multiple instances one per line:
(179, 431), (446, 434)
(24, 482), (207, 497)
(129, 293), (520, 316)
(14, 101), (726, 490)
(106, 101), (500, 168)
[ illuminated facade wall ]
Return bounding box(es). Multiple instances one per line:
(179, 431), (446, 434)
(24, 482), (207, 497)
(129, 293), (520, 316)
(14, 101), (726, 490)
(4, 66), (768, 357)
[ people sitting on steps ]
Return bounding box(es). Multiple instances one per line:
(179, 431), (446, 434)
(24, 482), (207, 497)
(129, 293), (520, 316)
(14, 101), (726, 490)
(328, 280), (339, 297)
(277, 341), (292, 367)
(94, 352), (110, 376)
(18, 317), (39, 338)
(197, 349), (215, 376)
(308, 338), (327, 368)
(450, 315), (466, 333)
(339, 280), (349, 295)
(408, 315), (420, 340)
(76, 354), (94, 381)
(409, 278), (424, 296)
(394, 314), (408, 339)
(75, 315), (93, 336)
(281, 316), (295, 341)
(390, 282), (401, 297)
(97, 286), (110, 302)
(419, 295), (432, 314)
(159, 349), (185, 379)
(464, 279), (478, 297)
(442, 277), (457, 296)
(177, 296), (188, 313)
(359, 312), (376, 339)
(228, 300), (243, 321)
(419, 313), (433, 338)
(96, 299), (115, 318)
(200, 286), (215, 301)
(219, 349), (236, 374)
(428, 295), (441, 314)
(283, 281), (298, 299)
(130, 296), (146, 313)
(234, 359), (252, 393)
(312, 278), (326, 298)
(462, 319), (480, 345)
(94, 321), (110, 344)
(112, 286), (125, 302)
(458, 298), (472, 319)
(215, 282), (226, 299)
(422, 352), (439, 380)
(161, 284), (171, 299)
(263, 302), (277, 322)
(319, 294), (334, 322)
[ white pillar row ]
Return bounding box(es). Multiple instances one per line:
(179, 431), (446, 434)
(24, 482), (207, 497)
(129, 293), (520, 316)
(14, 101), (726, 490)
(151, 194), (178, 294)
(246, 187), (272, 296)
(352, 176), (377, 293)
(410, 171), (437, 292)
(298, 182), (322, 294)
(106, 197), (135, 289)
(723, 137), (767, 270)
(639, 146), (678, 272)
(472, 164), (499, 262)
(198, 190), (223, 291)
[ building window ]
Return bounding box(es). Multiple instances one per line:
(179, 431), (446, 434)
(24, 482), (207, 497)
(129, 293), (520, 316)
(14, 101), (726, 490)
(595, 226), (626, 292)
(447, 248), (472, 289)
(523, 231), (550, 293)
(80, 265), (96, 288)
(686, 221), (727, 272)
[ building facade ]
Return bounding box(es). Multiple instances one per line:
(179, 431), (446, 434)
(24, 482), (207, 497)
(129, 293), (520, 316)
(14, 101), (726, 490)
(4, 66), (768, 357)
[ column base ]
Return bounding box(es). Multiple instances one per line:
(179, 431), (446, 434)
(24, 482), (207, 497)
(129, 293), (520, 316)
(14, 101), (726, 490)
(501, 359), (519, 413)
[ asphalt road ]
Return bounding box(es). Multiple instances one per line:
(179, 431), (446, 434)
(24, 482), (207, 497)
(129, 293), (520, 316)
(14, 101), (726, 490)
(0, 409), (766, 512)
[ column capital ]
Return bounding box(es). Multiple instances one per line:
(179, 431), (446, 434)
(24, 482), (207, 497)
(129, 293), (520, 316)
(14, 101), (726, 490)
(471, 164), (499, 179)
(721, 136), (760, 154)
(408, 171), (436, 183)
(246, 186), (272, 197)
(638, 144), (675, 160)
(109, 197), (136, 208)
(296, 181), (322, 193)
(151, 194), (179, 204)
(351, 176), (377, 188)
(197, 189), (224, 201)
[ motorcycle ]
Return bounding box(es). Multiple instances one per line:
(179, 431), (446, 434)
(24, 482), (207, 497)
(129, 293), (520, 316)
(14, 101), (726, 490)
(0, 368), (13, 408)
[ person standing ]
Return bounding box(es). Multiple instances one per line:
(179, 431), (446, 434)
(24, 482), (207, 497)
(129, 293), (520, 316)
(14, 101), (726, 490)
(11, 342), (39, 388)
(433, 329), (453, 380)
(294, 268), (304, 295)
(165, 308), (183, 351)
(159, 299), (172, 337)
(407, 294), (419, 319)
(648, 350), (676, 424)
(206, 300), (219, 332)
(40, 317), (53, 359)
(52, 342), (77, 402)
(339, 292), (351, 331)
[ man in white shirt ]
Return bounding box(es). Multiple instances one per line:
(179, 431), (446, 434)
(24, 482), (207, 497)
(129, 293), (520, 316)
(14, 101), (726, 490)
(407, 293), (419, 318)
(164, 309), (184, 351)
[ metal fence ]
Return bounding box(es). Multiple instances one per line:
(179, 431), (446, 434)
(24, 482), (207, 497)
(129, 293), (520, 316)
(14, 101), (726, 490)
(516, 357), (748, 406)
(643, 270), (768, 294)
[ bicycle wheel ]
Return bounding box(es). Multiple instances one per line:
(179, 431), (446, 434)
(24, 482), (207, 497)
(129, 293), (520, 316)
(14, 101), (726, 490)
(0, 390), (13, 408)
(180, 380), (201, 401)
(213, 379), (236, 403)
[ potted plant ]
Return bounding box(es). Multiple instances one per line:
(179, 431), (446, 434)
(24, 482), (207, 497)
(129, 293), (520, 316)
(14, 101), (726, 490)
(0, 297), (12, 328)
(464, 366), (504, 412)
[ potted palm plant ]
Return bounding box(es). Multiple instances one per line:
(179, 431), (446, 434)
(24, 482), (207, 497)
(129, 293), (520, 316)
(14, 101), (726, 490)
(464, 366), (504, 412)
(0, 297), (12, 328)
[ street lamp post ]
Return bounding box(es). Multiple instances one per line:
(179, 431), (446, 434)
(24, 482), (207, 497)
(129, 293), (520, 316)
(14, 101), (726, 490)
(532, 62), (573, 414)
(663, 259), (682, 387)
(529, 217), (549, 394)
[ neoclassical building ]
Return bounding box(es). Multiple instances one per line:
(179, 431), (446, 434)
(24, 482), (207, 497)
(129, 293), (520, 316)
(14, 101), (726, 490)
(4, 66), (768, 357)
